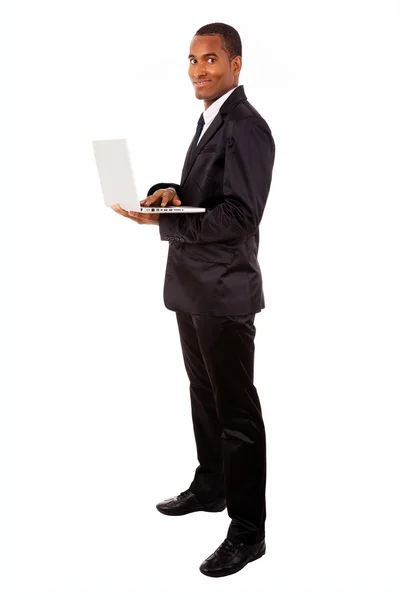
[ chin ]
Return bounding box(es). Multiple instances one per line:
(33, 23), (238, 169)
(195, 88), (212, 97)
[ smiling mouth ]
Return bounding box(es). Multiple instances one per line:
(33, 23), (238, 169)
(194, 80), (211, 87)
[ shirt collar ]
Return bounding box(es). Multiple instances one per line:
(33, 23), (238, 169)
(202, 85), (239, 125)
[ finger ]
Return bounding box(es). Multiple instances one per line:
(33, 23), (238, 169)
(142, 192), (161, 206)
(160, 191), (173, 207)
(173, 196), (182, 205)
(112, 204), (128, 215)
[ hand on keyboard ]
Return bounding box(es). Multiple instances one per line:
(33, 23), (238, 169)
(140, 188), (182, 207)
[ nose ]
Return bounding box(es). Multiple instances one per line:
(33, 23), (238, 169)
(193, 64), (207, 78)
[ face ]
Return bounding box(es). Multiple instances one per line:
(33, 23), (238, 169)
(188, 35), (241, 109)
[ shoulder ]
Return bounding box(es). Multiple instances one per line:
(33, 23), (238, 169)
(228, 100), (273, 137)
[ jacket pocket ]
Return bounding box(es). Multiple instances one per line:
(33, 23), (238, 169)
(182, 243), (234, 264)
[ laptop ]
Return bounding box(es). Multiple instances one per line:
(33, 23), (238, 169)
(92, 138), (206, 213)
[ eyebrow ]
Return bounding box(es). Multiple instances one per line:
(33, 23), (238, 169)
(188, 53), (218, 58)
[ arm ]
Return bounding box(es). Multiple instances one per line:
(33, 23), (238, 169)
(157, 118), (275, 244)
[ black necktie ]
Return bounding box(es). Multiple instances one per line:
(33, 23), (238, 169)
(190, 113), (205, 156)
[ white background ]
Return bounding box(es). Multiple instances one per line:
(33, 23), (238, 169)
(2, 0), (400, 598)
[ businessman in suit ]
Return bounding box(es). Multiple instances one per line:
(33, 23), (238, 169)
(112, 22), (275, 577)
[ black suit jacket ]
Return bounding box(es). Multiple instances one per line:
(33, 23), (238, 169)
(147, 85), (275, 316)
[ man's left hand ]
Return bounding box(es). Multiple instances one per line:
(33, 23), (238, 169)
(111, 204), (160, 225)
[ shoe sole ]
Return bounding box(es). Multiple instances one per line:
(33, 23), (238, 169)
(156, 503), (226, 516)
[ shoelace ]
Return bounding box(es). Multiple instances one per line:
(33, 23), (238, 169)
(214, 538), (239, 557)
(176, 490), (192, 500)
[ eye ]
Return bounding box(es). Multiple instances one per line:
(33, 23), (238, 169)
(189, 58), (216, 64)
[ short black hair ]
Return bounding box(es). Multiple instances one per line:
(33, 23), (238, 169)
(195, 23), (242, 63)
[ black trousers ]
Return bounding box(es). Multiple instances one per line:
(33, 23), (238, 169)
(175, 311), (266, 545)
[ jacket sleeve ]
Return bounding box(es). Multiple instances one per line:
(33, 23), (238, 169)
(147, 183), (182, 197)
(157, 117), (275, 244)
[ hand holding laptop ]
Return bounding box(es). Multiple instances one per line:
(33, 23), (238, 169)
(111, 187), (183, 225)
(92, 139), (205, 214)
(111, 203), (160, 225)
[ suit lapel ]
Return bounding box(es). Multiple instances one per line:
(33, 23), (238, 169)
(180, 112), (223, 189)
(180, 85), (247, 190)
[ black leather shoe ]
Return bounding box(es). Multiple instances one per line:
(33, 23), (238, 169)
(156, 489), (226, 516)
(199, 537), (266, 577)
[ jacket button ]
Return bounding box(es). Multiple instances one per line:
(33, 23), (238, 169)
(174, 236), (180, 241)
(165, 236), (170, 240)
(180, 237), (184, 242)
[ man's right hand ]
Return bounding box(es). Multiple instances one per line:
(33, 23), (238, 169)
(140, 188), (182, 208)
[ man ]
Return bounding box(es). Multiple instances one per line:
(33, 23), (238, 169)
(112, 22), (275, 578)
